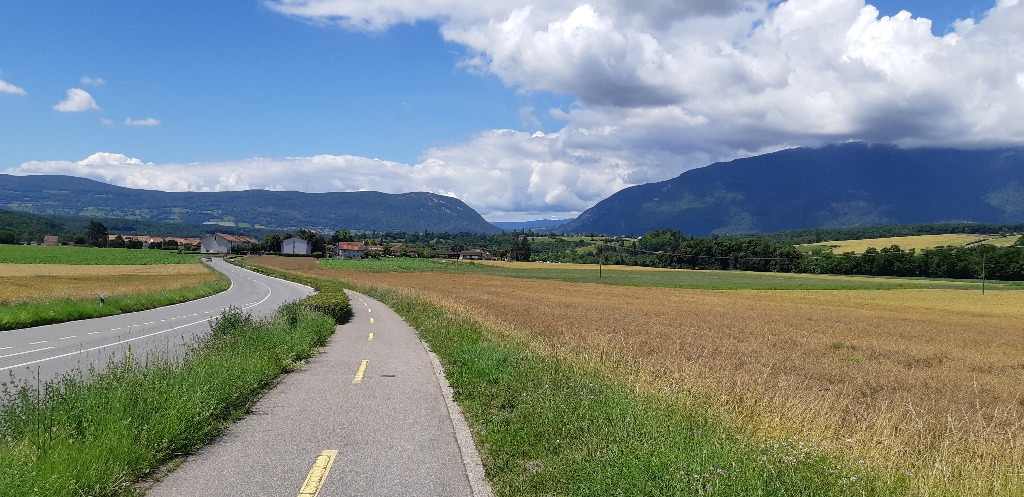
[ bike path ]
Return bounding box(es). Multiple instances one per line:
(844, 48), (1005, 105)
(145, 290), (492, 497)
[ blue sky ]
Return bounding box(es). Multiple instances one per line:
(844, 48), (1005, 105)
(2, 0), (1021, 221)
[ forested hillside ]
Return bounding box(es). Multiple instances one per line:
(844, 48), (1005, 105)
(561, 144), (1024, 236)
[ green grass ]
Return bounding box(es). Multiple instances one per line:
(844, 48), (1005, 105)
(347, 283), (909, 496)
(318, 257), (1021, 290)
(0, 245), (202, 265)
(0, 275), (231, 331)
(0, 303), (337, 497)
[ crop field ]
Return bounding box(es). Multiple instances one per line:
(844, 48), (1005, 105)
(258, 256), (1024, 495)
(0, 263), (219, 304)
(799, 233), (1020, 254)
(0, 244), (202, 265)
(317, 256), (1015, 290)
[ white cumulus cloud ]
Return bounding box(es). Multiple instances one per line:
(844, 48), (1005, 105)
(53, 88), (100, 112)
(0, 79), (27, 95)
(124, 117), (160, 126)
(10, 0), (1024, 222)
(266, 0), (1024, 163)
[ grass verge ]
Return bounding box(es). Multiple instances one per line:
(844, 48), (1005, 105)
(0, 303), (336, 496)
(248, 252), (907, 496)
(0, 274), (231, 331)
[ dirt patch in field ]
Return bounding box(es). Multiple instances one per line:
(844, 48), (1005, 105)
(0, 263), (218, 303)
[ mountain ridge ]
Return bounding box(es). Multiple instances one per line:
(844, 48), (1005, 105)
(0, 174), (501, 234)
(560, 144), (1024, 236)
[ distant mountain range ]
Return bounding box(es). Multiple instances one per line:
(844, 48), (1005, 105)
(6, 144), (1024, 238)
(0, 174), (501, 234)
(491, 218), (572, 232)
(560, 144), (1024, 236)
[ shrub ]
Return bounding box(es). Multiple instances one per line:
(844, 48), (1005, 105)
(301, 290), (352, 324)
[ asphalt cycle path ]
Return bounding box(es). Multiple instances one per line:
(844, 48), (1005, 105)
(145, 290), (492, 497)
(0, 258), (314, 385)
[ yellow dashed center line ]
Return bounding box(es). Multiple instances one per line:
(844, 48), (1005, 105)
(352, 360), (368, 384)
(368, 332), (374, 341)
(369, 317), (374, 324)
(297, 450), (338, 497)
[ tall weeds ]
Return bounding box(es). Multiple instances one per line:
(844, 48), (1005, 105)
(0, 303), (335, 496)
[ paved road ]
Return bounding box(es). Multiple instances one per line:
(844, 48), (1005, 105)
(145, 290), (492, 497)
(0, 258), (314, 385)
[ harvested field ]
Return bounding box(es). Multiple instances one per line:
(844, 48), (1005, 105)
(253, 255), (1024, 494)
(800, 233), (1020, 253)
(0, 263), (219, 304)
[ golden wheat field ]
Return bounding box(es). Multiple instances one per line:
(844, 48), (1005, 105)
(802, 233), (1020, 254)
(254, 256), (1024, 494)
(0, 263), (219, 304)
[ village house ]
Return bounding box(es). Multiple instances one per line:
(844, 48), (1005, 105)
(336, 241), (366, 259)
(459, 249), (493, 260)
(281, 237), (311, 255)
(201, 233), (257, 254)
(42, 235), (60, 247)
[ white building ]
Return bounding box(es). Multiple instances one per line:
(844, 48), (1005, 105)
(282, 237), (311, 255)
(336, 241), (366, 259)
(201, 233), (257, 254)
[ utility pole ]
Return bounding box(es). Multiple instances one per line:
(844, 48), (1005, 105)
(981, 252), (986, 295)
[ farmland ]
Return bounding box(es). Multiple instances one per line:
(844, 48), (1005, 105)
(0, 246), (225, 329)
(318, 256), (1016, 290)
(0, 263), (218, 304)
(0, 244), (202, 265)
(798, 233), (1021, 254)
(257, 256), (1024, 495)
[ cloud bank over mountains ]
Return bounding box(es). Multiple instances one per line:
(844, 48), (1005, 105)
(10, 0), (1024, 220)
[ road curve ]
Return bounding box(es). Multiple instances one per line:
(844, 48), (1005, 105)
(0, 258), (314, 385)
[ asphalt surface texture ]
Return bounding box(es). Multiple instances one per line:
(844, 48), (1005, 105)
(144, 290), (493, 497)
(0, 258), (314, 385)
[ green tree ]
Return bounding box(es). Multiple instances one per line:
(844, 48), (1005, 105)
(332, 230), (354, 243)
(87, 221), (108, 247)
(0, 230), (16, 244)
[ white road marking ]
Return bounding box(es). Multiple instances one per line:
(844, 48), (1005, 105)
(59, 336), (77, 340)
(0, 347), (54, 360)
(29, 340), (48, 345)
(0, 279), (275, 373)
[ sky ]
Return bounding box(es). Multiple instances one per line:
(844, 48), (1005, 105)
(1, 0), (1022, 222)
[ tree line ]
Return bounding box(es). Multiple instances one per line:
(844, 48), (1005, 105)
(535, 228), (1024, 281)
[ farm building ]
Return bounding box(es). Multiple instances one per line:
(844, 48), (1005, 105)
(42, 235), (59, 247)
(201, 233), (257, 254)
(459, 249), (493, 260)
(336, 241), (366, 259)
(282, 237), (311, 255)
